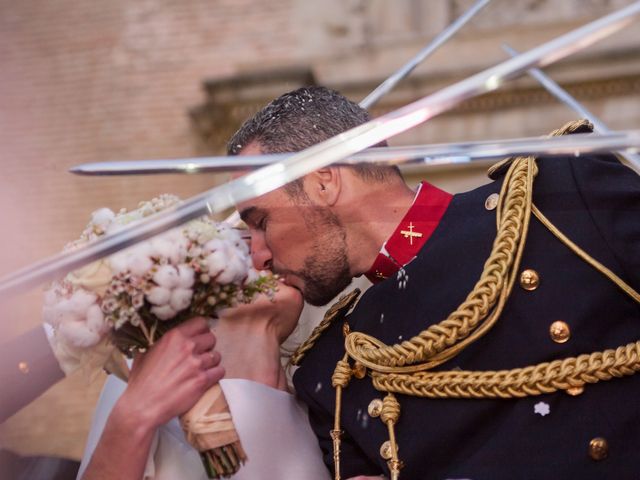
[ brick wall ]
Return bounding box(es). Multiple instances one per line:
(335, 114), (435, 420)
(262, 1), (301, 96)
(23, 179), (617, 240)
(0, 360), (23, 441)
(0, 0), (302, 459)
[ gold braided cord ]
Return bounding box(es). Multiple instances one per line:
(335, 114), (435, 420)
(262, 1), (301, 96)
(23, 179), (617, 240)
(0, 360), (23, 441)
(532, 205), (640, 303)
(330, 355), (352, 480)
(370, 341), (640, 399)
(344, 155), (537, 373)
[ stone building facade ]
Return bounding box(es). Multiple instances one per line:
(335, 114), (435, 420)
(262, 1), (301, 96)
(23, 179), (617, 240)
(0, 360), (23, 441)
(1, 0), (638, 462)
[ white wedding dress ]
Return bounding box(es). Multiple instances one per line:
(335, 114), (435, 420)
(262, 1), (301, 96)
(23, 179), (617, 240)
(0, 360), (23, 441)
(77, 375), (330, 480)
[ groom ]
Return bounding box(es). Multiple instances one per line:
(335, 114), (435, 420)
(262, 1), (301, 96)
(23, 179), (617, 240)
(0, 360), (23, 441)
(231, 86), (640, 479)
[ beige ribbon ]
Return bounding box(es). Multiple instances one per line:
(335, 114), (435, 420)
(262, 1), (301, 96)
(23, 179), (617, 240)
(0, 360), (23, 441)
(180, 384), (241, 451)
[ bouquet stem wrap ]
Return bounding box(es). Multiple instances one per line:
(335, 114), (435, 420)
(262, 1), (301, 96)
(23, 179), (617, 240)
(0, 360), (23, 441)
(180, 384), (247, 478)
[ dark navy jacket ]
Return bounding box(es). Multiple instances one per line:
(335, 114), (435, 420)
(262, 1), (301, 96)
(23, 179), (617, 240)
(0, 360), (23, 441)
(293, 153), (640, 479)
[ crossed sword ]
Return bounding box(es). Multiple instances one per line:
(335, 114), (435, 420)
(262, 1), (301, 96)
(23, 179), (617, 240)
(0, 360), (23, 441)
(1, 0), (640, 298)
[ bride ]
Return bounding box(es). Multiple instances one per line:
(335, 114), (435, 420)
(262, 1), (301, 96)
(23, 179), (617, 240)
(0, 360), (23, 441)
(77, 281), (331, 480)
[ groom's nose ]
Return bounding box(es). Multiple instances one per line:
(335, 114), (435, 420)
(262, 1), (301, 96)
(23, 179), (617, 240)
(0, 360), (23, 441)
(250, 231), (273, 271)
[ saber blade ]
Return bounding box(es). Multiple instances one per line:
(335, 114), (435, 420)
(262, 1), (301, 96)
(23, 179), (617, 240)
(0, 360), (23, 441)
(70, 131), (640, 174)
(359, 0), (492, 109)
(503, 42), (640, 173)
(2, 1), (639, 298)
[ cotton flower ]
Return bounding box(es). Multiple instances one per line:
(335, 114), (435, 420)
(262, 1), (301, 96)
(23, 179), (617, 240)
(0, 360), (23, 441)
(44, 194), (275, 379)
(109, 243), (154, 276)
(177, 265), (195, 289)
(91, 208), (115, 229)
(58, 318), (102, 348)
(205, 250), (227, 277)
(128, 255), (154, 277)
(153, 265), (180, 289)
(217, 256), (246, 284)
(68, 290), (99, 315)
(170, 288), (193, 312)
(150, 236), (175, 259)
(86, 304), (107, 334)
(151, 304), (177, 321)
(146, 286), (171, 306)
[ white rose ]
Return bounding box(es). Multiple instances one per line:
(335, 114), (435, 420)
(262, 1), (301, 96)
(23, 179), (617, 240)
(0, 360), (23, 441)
(146, 286), (171, 306)
(67, 260), (113, 295)
(151, 304), (177, 321)
(170, 288), (192, 312)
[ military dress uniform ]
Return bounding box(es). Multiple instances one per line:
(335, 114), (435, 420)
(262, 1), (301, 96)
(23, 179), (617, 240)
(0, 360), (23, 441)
(293, 124), (640, 479)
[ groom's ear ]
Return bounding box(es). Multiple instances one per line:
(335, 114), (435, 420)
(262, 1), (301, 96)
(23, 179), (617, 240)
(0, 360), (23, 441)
(305, 167), (341, 207)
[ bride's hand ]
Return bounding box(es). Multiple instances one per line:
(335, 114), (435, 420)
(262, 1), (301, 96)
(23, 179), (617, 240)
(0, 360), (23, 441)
(115, 317), (224, 430)
(217, 280), (303, 342)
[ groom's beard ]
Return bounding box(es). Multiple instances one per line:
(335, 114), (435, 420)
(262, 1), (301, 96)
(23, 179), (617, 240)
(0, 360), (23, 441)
(276, 207), (352, 307)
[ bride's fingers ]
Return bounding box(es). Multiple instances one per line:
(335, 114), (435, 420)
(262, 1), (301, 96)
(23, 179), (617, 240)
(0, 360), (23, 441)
(203, 365), (225, 387)
(192, 331), (217, 354)
(198, 350), (221, 370)
(177, 316), (211, 336)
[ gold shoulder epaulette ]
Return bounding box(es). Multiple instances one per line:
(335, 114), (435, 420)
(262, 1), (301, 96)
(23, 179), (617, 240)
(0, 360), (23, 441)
(289, 288), (361, 366)
(487, 118), (594, 179)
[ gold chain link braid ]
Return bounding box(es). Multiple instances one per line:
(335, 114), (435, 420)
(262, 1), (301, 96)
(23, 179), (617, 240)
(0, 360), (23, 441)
(345, 153), (537, 372)
(371, 341), (640, 398)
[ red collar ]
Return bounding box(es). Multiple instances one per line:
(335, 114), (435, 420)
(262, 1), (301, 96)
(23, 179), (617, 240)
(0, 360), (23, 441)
(365, 182), (452, 284)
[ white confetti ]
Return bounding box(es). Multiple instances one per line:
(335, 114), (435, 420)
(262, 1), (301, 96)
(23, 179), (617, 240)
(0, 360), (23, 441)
(360, 413), (369, 429)
(314, 382), (322, 393)
(397, 268), (409, 289)
(534, 401), (550, 416)
(380, 313), (385, 324)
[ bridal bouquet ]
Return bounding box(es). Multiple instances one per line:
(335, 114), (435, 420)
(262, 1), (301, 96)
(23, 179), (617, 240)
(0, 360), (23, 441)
(43, 194), (276, 478)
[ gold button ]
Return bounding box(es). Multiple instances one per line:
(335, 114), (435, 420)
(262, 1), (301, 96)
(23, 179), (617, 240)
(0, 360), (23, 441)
(18, 361), (30, 374)
(485, 193), (499, 210)
(519, 269), (540, 291)
(549, 321), (571, 344)
(566, 385), (585, 396)
(352, 361), (366, 379)
(380, 440), (396, 460)
(368, 398), (383, 418)
(588, 437), (608, 461)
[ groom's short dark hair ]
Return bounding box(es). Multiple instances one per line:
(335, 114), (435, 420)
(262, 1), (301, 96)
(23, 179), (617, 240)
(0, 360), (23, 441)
(227, 86), (400, 187)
